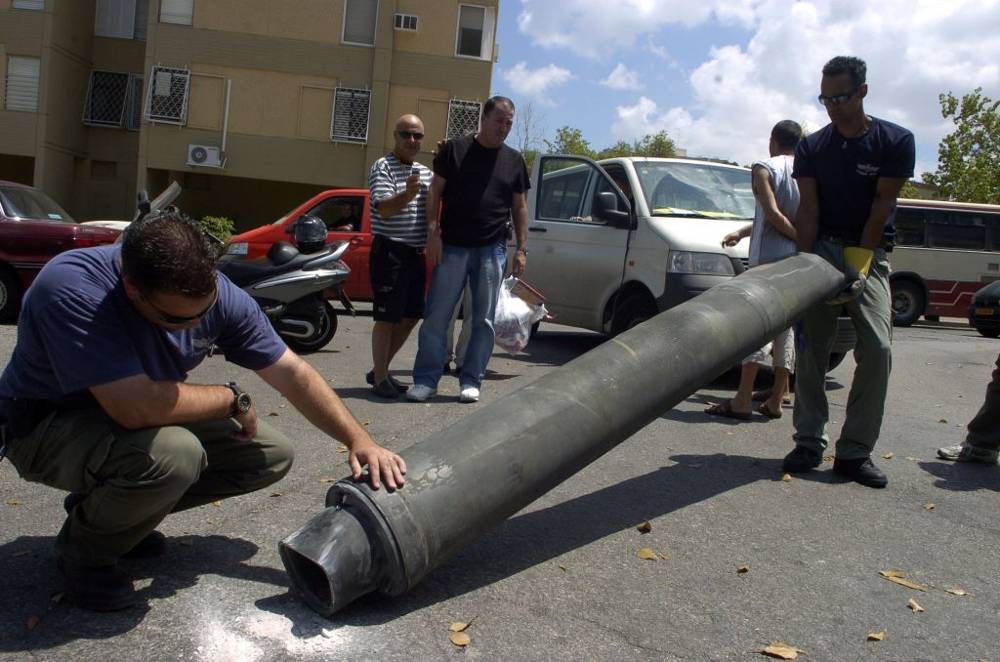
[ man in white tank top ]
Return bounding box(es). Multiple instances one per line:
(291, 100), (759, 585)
(707, 120), (803, 420)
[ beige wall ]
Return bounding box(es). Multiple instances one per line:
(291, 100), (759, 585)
(394, 0), (498, 59)
(0, 6), (45, 55)
(193, 0), (342, 45)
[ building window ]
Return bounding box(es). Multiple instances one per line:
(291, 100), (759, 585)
(446, 98), (481, 139)
(83, 71), (129, 127)
(4, 56), (41, 112)
(331, 87), (371, 143)
(145, 65), (190, 125)
(159, 0), (193, 25)
(456, 4), (495, 59)
(12, 0), (44, 10)
(393, 13), (417, 31)
(342, 0), (377, 46)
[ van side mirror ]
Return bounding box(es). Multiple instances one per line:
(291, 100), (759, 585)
(595, 191), (631, 228)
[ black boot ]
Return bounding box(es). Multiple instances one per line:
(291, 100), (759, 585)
(833, 457), (888, 488)
(781, 446), (822, 472)
(57, 557), (137, 611)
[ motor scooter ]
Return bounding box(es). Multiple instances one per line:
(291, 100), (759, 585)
(217, 232), (354, 353)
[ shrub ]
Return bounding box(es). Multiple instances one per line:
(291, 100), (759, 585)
(199, 215), (235, 241)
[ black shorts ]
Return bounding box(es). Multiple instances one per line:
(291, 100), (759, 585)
(370, 235), (426, 323)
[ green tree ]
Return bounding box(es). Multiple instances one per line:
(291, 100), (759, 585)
(543, 126), (596, 159)
(922, 88), (1000, 204)
(632, 131), (676, 157)
(596, 140), (634, 159)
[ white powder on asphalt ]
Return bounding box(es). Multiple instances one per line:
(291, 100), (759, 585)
(197, 603), (358, 660)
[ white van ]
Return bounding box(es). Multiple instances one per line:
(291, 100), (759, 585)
(521, 155), (856, 367)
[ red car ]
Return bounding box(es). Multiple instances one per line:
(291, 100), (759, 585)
(226, 188), (377, 300)
(0, 181), (121, 321)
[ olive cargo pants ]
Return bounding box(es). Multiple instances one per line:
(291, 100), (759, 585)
(5, 408), (293, 566)
(792, 239), (893, 459)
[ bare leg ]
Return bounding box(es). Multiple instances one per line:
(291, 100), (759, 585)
(764, 367), (791, 416)
(730, 363), (758, 414)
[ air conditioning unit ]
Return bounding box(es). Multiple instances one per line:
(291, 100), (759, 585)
(187, 144), (224, 168)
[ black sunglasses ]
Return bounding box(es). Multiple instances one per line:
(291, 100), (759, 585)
(817, 88), (858, 107)
(397, 130), (424, 140)
(143, 287), (219, 325)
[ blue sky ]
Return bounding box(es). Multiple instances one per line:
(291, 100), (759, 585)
(489, 0), (1000, 177)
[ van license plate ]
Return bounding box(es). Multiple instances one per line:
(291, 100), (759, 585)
(975, 307), (995, 316)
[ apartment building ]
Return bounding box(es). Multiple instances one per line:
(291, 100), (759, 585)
(0, 0), (497, 228)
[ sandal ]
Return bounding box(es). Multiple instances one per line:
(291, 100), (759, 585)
(757, 402), (782, 419)
(751, 389), (791, 405)
(705, 401), (752, 421)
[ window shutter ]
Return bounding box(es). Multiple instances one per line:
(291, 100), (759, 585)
(12, 0), (45, 10)
(133, 0), (149, 40)
(5, 57), (41, 112)
(457, 5), (485, 57)
(125, 74), (143, 129)
(446, 99), (481, 139)
(159, 0), (193, 25)
(145, 65), (190, 124)
(82, 70), (130, 126)
(343, 0), (377, 45)
(94, 0), (137, 39)
(331, 87), (371, 143)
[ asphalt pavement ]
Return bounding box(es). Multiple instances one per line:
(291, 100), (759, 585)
(1, 310), (998, 661)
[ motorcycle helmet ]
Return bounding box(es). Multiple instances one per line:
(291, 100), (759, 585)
(293, 215), (327, 254)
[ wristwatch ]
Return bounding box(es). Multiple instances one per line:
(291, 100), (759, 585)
(516, 246), (528, 255)
(226, 381), (252, 417)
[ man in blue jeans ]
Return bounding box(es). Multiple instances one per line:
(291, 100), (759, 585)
(407, 96), (530, 403)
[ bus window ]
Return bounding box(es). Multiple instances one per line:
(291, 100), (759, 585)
(985, 215), (1000, 252)
(927, 211), (986, 250)
(894, 207), (926, 246)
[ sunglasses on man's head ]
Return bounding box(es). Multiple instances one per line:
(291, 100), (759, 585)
(143, 287), (219, 325)
(817, 89), (858, 107)
(397, 130), (424, 140)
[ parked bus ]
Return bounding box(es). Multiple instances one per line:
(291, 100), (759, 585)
(889, 198), (1000, 326)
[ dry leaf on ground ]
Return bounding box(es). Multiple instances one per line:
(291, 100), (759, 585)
(5, 500), (21, 506)
(25, 615), (39, 630)
(781, 473), (792, 482)
(923, 503), (935, 511)
(737, 564), (751, 574)
(449, 632), (471, 647)
(558, 565), (568, 572)
(211, 501), (222, 507)
(760, 642), (805, 659)
(337, 445), (349, 454)
(907, 598), (925, 613)
(882, 452), (894, 459)
(449, 622), (470, 633)
(269, 492), (282, 497)
(267, 412), (279, 417)
(867, 630), (886, 641)
(938, 418), (947, 423)
(637, 547), (665, 560)
(318, 477), (336, 483)
(879, 570), (928, 592)
(946, 587), (967, 596)
(822, 455), (835, 462)
(636, 521), (652, 534)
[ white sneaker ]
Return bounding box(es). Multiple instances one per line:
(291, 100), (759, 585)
(406, 384), (437, 402)
(458, 385), (480, 403)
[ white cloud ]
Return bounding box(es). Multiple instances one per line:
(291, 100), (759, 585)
(501, 62), (574, 105)
(602, 0), (1000, 174)
(516, 0), (753, 59)
(601, 63), (643, 90)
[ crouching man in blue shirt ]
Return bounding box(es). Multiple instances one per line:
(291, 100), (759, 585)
(0, 212), (406, 611)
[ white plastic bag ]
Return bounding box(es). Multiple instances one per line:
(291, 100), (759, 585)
(494, 277), (547, 355)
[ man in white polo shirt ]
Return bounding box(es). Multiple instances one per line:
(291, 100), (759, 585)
(366, 114), (433, 399)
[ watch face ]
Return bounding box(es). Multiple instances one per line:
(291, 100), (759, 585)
(237, 393), (252, 413)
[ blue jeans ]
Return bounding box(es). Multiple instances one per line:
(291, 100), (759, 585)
(413, 241), (507, 389)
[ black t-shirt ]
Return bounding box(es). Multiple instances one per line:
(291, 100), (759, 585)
(793, 117), (915, 244)
(433, 134), (530, 247)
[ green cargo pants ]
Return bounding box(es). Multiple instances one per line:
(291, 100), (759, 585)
(965, 352), (1000, 452)
(792, 239), (893, 459)
(5, 407), (293, 566)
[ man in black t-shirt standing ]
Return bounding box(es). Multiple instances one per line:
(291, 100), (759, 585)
(407, 96), (530, 403)
(784, 56), (915, 488)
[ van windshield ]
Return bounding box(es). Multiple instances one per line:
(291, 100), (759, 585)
(633, 162), (754, 220)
